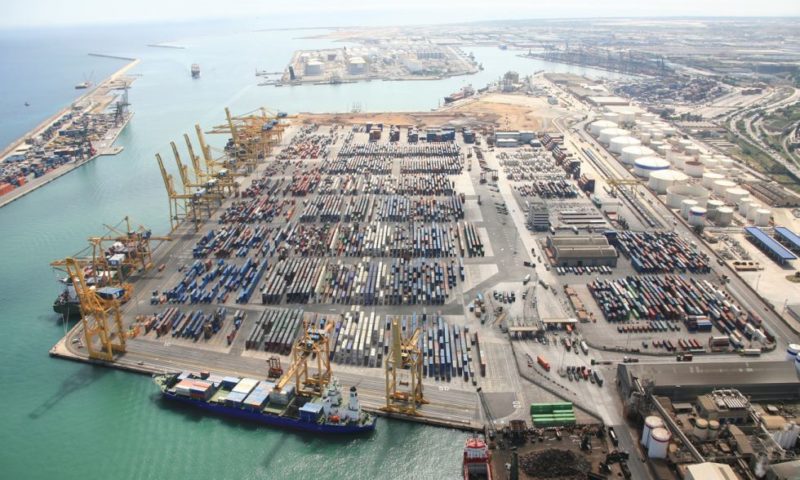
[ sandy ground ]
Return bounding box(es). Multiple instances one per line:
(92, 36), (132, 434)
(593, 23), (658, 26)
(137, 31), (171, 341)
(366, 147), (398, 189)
(297, 92), (552, 131)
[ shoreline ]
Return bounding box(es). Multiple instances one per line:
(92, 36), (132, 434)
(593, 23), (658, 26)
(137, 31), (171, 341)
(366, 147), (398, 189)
(0, 57), (140, 210)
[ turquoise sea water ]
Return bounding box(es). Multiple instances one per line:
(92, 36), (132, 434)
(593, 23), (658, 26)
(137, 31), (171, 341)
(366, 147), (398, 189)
(0, 20), (625, 479)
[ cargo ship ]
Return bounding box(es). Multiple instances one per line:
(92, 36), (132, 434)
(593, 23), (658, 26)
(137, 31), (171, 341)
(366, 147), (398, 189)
(154, 372), (377, 434)
(463, 436), (493, 480)
(444, 85), (475, 104)
(191, 64), (200, 79)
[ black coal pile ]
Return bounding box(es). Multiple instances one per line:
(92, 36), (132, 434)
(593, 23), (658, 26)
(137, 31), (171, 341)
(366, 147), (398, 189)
(520, 448), (590, 478)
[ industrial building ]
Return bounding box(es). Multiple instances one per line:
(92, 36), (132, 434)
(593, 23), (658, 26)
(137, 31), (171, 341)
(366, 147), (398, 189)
(774, 227), (800, 255)
(526, 197), (550, 231)
(617, 361), (800, 402)
(744, 181), (800, 208)
(744, 227), (797, 265)
(546, 235), (618, 267)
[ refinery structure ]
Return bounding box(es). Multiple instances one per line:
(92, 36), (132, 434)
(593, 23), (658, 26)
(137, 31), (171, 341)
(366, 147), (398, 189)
(28, 16), (800, 480)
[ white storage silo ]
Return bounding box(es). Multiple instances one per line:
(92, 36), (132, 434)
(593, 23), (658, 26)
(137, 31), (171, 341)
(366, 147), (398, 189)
(694, 418), (709, 440)
(702, 157), (719, 170)
(677, 139), (693, 151)
(589, 120), (618, 136)
(725, 187), (749, 204)
(654, 143), (670, 156)
(634, 156), (670, 178)
(641, 416), (664, 447)
(661, 125), (677, 137)
(754, 209), (771, 227)
(641, 112), (657, 123)
(621, 145), (656, 164)
(648, 428), (671, 459)
(610, 136), (641, 154)
(747, 203), (762, 221)
(786, 344), (800, 361)
(738, 197), (753, 215)
(716, 207), (734, 227)
(708, 420), (720, 440)
(706, 200), (725, 218)
(689, 206), (707, 227)
(718, 157), (734, 169)
(667, 184), (709, 209)
(616, 108), (636, 123)
(702, 172), (724, 188)
(599, 127), (629, 144)
(603, 112), (621, 123)
(685, 145), (701, 158)
(639, 132), (651, 144)
(681, 199), (699, 218)
(650, 130), (664, 141)
(648, 170), (688, 194)
(685, 161), (704, 177)
(713, 179), (737, 195)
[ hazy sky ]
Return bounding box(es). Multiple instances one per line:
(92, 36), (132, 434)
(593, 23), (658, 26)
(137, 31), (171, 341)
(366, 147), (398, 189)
(3, 0), (799, 29)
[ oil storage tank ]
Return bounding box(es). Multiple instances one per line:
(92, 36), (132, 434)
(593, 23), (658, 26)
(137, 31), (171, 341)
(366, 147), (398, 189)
(633, 156), (670, 178)
(589, 120), (618, 136)
(599, 128), (629, 144)
(641, 416), (664, 447)
(681, 199), (699, 218)
(702, 172), (724, 188)
(648, 170), (688, 194)
(609, 136), (641, 154)
(715, 207), (734, 227)
(712, 179), (737, 196)
(754, 209), (771, 227)
(667, 184), (709, 209)
(648, 428), (671, 459)
(621, 145), (656, 164)
(684, 161), (704, 177)
(725, 187), (749, 204)
(689, 206), (707, 226)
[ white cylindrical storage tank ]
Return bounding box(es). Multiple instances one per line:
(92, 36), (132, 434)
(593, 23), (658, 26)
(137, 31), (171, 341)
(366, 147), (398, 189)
(738, 197), (753, 215)
(708, 420), (720, 440)
(718, 157), (734, 169)
(746, 202), (762, 221)
(702, 157), (719, 170)
(648, 428), (671, 459)
(689, 206), (707, 226)
(667, 184), (709, 209)
(661, 125), (677, 137)
(706, 200), (725, 219)
(685, 161), (704, 177)
(716, 207), (734, 227)
(634, 156), (670, 178)
(702, 172), (724, 187)
(796, 353), (800, 378)
(621, 145), (656, 164)
(677, 139), (693, 151)
(786, 344), (800, 361)
(617, 108), (636, 123)
(650, 130), (665, 141)
(590, 120), (618, 136)
(639, 132), (651, 144)
(725, 187), (749, 204)
(653, 143), (670, 156)
(599, 128), (629, 144)
(681, 199), (699, 218)
(603, 112), (621, 123)
(642, 416), (664, 447)
(754, 209), (771, 227)
(694, 418), (709, 440)
(648, 170), (688, 194)
(641, 112), (657, 123)
(610, 136), (641, 154)
(713, 179), (737, 195)
(685, 145), (701, 158)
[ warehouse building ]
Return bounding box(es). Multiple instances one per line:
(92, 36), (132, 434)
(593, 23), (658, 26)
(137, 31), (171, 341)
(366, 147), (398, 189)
(546, 235), (618, 267)
(618, 361), (800, 402)
(527, 197), (550, 231)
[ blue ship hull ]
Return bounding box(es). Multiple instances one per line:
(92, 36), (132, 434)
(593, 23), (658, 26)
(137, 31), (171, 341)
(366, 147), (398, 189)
(162, 391), (377, 434)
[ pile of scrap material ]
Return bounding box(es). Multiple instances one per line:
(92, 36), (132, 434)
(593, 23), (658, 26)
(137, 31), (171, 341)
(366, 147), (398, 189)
(520, 449), (590, 478)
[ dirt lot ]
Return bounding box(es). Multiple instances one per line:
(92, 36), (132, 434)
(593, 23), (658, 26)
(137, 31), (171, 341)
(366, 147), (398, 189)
(297, 93), (553, 131)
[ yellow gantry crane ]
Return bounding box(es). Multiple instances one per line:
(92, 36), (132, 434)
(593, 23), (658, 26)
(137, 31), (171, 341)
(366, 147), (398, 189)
(184, 133), (238, 196)
(207, 107), (286, 173)
(273, 321), (333, 397)
(383, 317), (427, 415)
(88, 216), (171, 274)
(65, 257), (130, 361)
(156, 152), (211, 231)
(171, 140), (223, 205)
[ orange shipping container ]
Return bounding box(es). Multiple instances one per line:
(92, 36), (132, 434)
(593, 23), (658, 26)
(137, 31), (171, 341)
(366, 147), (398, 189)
(0, 183), (13, 196)
(17, 176), (26, 186)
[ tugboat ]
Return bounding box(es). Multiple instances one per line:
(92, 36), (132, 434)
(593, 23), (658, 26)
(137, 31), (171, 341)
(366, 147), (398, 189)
(191, 64), (200, 79)
(463, 436), (493, 480)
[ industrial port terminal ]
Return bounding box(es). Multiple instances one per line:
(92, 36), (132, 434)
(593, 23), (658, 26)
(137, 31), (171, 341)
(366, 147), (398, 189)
(48, 70), (800, 479)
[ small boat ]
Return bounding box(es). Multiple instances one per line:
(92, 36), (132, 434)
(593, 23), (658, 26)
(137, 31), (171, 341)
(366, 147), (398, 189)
(191, 64), (200, 79)
(75, 81), (91, 89)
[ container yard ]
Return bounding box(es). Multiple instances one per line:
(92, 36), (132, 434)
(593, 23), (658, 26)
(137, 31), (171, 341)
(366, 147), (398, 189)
(47, 85), (800, 477)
